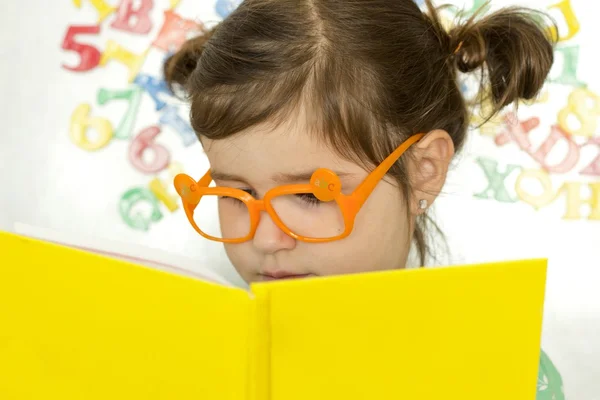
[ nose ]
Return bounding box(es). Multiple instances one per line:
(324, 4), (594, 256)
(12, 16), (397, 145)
(253, 211), (296, 254)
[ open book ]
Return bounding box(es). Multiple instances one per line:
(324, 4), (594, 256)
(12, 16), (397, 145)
(0, 231), (546, 400)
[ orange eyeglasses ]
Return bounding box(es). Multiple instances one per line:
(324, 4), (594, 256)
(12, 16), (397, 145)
(173, 133), (424, 243)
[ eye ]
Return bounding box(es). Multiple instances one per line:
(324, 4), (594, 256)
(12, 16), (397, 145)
(295, 193), (322, 206)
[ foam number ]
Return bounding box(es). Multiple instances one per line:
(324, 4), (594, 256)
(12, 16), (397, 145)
(560, 182), (600, 220)
(119, 188), (163, 231)
(550, 46), (586, 87)
(97, 86), (143, 140)
(134, 74), (172, 110)
(72, 0), (115, 23)
(148, 163), (183, 212)
(69, 103), (113, 151)
(515, 169), (559, 210)
(473, 157), (521, 202)
(580, 137), (600, 176)
(110, 0), (154, 35)
(99, 40), (148, 82)
(215, 0), (243, 19)
(129, 126), (170, 174)
(152, 10), (200, 52)
(557, 88), (600, 138)
(530, 125), (580, 174)
(61, 25), (102, 72)
(547, 0), (580, 42)
(159, 105), (197, 146)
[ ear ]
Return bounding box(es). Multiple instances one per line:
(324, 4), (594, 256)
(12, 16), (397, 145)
(407, 129), (455, 215)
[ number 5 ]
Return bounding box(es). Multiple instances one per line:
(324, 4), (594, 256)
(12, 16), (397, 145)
(61, 25), (102, 72)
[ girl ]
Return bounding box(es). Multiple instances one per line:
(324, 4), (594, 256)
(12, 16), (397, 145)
(165, 0), (563, 398)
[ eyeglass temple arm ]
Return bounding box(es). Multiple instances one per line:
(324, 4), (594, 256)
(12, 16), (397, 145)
(352, 133), (424, 207)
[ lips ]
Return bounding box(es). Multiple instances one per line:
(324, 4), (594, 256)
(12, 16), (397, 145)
(260, 271), (313, 281)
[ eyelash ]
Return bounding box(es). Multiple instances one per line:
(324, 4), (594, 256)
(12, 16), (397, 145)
(220, 189), (322, 207)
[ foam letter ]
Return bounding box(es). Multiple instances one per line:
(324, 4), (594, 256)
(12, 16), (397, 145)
(148, 163), (184, 212)
(110, 0), (153, 34)
(215, 0), (243, 19)
(560, 182), (600, 220)
(494, 113), (538, 150)
(530, 125), (580, 174)
(119, 188), (163, 231)
(550, 46), (586, 87)
(72, 0), (115, 23)
(547, 0), (580, 42)
(152, 10), (200, 52)
(99, 40), (148, 82)
(134, 74), (172, 110)
(473, 157), (521, 202)
(159, 105), (197, 146)
(580, 137), (600, 176)
(515, 169), (559, 210)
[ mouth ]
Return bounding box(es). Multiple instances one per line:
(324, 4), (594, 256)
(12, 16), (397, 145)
(259, 272), (314, 281)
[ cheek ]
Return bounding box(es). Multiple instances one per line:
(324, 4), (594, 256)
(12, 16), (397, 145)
(355, 182), (409, 238)
(223, 243), (255, 279)
(307, 190), (410, 275)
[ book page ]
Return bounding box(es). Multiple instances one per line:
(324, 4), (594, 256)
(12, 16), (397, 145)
(0, 232), (251, 400)
(259, 259), (546, 400)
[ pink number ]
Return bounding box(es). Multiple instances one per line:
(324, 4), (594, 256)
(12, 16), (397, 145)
(61, 25), (102, 72)
(129, 126), (171, 174)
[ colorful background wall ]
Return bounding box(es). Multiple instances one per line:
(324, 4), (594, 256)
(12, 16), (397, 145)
(1, 0), (598, 398)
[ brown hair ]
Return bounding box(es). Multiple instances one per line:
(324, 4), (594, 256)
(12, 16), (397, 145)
(164, 0), (557, 266)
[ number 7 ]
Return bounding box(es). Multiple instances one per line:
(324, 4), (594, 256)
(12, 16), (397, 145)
(61, 25), (102, 72)
(97, 86), (143, 140)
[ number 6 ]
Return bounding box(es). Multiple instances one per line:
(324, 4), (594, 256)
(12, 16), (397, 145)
(129, 126), (171, 174)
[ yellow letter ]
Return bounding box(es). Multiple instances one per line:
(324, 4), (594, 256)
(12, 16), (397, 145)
(547, 0), (580, 42)
(100, 40), (149, 82)
(515, 169), (559, 210)
(72, 0), (116, 23)
(560, 182), (600, 220)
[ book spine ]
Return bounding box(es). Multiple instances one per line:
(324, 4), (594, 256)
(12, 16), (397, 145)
(247, 285), (271, 400)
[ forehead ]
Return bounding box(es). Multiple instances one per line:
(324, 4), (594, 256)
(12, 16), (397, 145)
(201, 118), (364, 184)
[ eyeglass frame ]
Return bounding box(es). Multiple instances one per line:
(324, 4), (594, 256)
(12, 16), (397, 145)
(173, 133), (424, 243)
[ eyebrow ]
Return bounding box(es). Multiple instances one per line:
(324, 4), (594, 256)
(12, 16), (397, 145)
(210, 169), (356, 184)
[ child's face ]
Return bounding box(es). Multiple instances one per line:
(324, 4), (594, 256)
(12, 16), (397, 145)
(202, 117), (414, 284)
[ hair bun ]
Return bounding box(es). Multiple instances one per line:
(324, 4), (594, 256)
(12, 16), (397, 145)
(163, 26), (216, 94)
(447, 6), (557, 110)
(450, 29), (487, 74)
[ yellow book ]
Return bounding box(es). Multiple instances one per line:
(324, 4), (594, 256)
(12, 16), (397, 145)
(0, 231), (547, 400)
